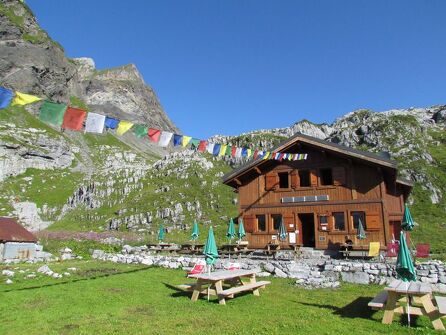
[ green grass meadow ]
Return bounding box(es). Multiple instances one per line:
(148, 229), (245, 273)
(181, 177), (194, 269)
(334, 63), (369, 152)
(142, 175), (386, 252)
(0, 261), (440, 335)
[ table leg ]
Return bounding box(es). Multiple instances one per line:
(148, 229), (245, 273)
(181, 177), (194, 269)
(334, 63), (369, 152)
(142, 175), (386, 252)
(382, 291), (398, 324)
(420, 294), (445, 331)
(215, 280), (226, 305)
(249, 274), (260, 296)
(191, 279), (204, 302)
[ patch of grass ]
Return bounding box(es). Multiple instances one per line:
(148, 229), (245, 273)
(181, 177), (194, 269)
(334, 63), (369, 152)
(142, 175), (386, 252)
(0, 261), (439, 334)
(0, 3), (25, 28)
(39, 238), (122, 259)
(69, 96), (89, 111)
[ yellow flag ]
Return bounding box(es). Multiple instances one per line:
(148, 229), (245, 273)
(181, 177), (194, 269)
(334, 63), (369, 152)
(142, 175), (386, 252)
(219, 144), (227, 156)
(246, 149), (252, 158)
(12, 91), (42, 106)
(116, 120), (134, 136)
(182, 136), (192, 147)
(263, 152), (270, 160)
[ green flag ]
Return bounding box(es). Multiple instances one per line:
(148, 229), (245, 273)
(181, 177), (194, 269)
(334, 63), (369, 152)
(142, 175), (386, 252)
(190, 138), (200, 150)
(225, 145), (232, 156)
(39, 101), (67, 126)
(203, 226), (218, 266)
(133, 124), (148, 138)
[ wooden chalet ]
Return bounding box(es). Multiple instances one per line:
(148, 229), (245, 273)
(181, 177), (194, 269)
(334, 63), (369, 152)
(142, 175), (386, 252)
(222, 133), (413, 250)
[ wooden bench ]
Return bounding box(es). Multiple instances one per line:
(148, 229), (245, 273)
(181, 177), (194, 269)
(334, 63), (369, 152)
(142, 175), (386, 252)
(435, 296), (446, 316)
(220, 280), (271, 298)
(368, 290), (389, 310)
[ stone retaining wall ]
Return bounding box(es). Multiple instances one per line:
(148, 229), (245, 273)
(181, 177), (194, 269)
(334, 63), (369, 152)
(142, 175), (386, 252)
(92, 245), (446, 291)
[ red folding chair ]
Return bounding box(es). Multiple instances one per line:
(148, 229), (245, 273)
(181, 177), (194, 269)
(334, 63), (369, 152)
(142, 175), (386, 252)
(386, 242), (399, 257)
(416, 244), (430, 258)
(187, 260), (206, 276)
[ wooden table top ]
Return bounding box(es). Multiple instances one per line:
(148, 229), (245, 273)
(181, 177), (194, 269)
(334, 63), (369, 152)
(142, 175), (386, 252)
(188, 269), (257, 281)
(385, 279), (432, 295)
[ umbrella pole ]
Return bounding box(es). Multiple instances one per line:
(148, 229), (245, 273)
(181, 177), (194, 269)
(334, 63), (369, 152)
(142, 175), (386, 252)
(406, 281), (411, 327)
(207, 265), (211, 301)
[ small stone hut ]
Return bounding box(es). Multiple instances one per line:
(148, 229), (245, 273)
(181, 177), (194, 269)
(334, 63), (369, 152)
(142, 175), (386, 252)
(0, 217), (37, 261)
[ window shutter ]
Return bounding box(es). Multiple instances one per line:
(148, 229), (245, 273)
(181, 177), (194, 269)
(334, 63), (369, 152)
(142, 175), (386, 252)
(366, 212), (381, 231)
(283, 213), (295, 232)
(290, 170), (299, 189)
(243, 214), (256, 233)
(265, 172), (279, 190)
(333, 167), (346, 186)
(310, 170), (318, 187)
(328, 214), (334, 231)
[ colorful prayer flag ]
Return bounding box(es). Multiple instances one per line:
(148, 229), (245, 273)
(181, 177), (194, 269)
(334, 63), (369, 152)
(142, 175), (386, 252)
(62, 107), (86, 131)
(206, 142), (215, 154)
(198, 140), (207, 152)
(225, 145), (232, 156)
(190, 138), (200, 149)
(246, 148), (252, 158)
(182, 135), (192, 147)
(158, 131), (173, 147)
(39, 101), (67, 126)
(219, 144), (227, 156)
(104, 117), (119, 129)
(253, 150), (259, 160)
(0, 87), (14, 109)
(148, 128), (161, 142)
(241, 148), (248, 157)
(231, 146), (237, 157)
(263, 152), (270, 160)
(213, 144), (221, 156)
(85, 112), (105, 133)
(235, 147), (242, 158)
(173, 134), (183, 146)
(133, 124), (148, 137)
(12, 91), (42, 106)
(116, 120), (134, 135)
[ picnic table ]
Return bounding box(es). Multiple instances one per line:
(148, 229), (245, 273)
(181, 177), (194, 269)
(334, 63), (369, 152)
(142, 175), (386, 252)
(368, 279), (445, 331)
(265, 243), (301, 259)
(183, 269), (270, 305)
(146, 243), (178, 253)
(179, 243), (204, 254)
(220, 243), (249, 255)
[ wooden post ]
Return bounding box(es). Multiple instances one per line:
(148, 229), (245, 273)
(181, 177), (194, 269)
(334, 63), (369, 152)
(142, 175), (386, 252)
(382, 291), (397, 324)
(420, 294), (445, 331)
(191, 279), (204, 302)
(249, 274), (260, 296)
(214, 280), (226, 305)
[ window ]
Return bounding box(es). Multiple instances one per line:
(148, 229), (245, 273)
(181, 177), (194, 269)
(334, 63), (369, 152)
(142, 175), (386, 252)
(333, 212), (345, 231)
(320, 168), (333, 185)
(271, 214), (282, 231)
(352, 211), (366, 230)
(256, 214), (266, 232)
(319, 215), (328, 225)
(299, 170), (311, 187)
(278, 172), (289, 188)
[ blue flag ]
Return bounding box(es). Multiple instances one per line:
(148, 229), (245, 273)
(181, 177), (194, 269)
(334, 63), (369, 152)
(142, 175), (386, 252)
(213, 144), (221, 156)
(173, 134), (182, 146)
(104, 117), (119, 129)
(0, 87), (14, 109)
(242, 147), (248, 157)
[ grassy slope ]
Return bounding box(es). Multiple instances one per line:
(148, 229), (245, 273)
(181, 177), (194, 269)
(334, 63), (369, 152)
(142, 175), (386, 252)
(0, 260), (439, 335)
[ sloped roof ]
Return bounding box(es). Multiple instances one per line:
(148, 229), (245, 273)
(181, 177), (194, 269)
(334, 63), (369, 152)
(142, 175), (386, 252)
(0, 217), (37, 243)
(223, 132), (399, 184)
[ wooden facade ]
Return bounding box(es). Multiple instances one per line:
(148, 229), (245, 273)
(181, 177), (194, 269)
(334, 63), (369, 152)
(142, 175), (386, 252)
(222, 134), (412, 250)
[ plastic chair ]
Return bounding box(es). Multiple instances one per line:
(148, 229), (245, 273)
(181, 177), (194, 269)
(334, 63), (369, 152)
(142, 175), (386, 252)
(386, 242), (399, 257)
(368, 242), (381, 258)
(416, 244), (430, 258)
(187, 260), (206, 275)
(224, 262), (240, 271)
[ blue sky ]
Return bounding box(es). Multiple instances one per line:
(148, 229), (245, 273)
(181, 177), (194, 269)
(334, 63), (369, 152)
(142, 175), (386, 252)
(27, 0), (446, 138)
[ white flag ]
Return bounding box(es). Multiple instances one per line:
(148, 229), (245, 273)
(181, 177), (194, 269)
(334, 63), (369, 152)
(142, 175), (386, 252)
(206, 142), (215, 154)
(235, 147), (242, 158)
(85, 112), (105, 134)
(158, 131), (173, 147)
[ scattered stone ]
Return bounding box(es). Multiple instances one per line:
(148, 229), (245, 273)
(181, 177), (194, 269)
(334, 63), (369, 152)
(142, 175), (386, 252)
(2, 270), (15, 277)
(5, 279), (13, 285)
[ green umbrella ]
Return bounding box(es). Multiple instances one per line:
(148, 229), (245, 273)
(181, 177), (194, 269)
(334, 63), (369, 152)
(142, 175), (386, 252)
(278, 218), (287, 242)
(396, 231), (417, 326)
(357, 218), (366, 240)
(238, 219), (246, 241)
(203, 226), (218, 266)
(226, 218), (236, 242)
(158, 223), (165, 242)
(191, 221), (199, 241)
(402, 203), (414, 231)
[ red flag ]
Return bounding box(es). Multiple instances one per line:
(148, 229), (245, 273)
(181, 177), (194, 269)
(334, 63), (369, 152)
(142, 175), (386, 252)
(148, 128), (161, 142)
(253, 150), (259, 160)
(231, 146), (237, 157)
(278, 153), (285, 161)
(62, 107), (86, 131)
(198, 140), (207, 152)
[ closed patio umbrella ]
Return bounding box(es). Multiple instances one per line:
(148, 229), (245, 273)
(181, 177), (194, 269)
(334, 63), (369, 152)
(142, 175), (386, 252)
(203, 226), (218, 268)
(278, 218), (287, 242)
(191, 221), (199, 241)
(396, 230), (417, 326)
(238, 218), (246, 242)
(226, 218), (236, 242)
(158, 223), (165, 243)
(357, 218), (366, 240)
(402, 203), (414, 231)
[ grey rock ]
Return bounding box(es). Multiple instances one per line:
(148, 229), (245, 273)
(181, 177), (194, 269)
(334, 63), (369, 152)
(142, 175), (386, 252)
(341, 272), (370, 285)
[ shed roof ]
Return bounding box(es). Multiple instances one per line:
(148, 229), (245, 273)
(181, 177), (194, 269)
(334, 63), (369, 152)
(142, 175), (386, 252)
(223, 132), (399, 185)
(0, 217), (37, 243)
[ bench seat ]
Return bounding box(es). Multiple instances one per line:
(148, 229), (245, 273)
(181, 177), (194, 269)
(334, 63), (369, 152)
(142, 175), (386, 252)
(220, 280), (271, 297)
(435, 296), (446, 315)
(368, 290), (389, 310)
